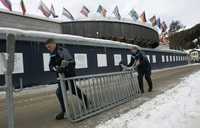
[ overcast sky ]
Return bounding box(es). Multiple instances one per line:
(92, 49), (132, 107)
(0, 0), (199, 28)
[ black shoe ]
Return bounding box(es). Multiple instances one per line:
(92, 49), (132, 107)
(56, 112), (65, 120)
(140, 89), (144, 93)
(83, 95), (89, 109)
(148, 87), (153, 92)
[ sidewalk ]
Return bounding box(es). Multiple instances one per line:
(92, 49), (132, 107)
(97, 68), (200, 128)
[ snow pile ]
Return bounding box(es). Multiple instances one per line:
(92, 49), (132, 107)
(96, 71), (200, 128)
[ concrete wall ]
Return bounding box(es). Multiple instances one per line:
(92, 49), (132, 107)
(0, 11), (62, 33)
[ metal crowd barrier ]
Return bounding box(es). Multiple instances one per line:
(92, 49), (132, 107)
(59, 71), (141, 122)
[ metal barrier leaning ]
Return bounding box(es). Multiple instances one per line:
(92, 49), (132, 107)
(58, 71), (141, 122)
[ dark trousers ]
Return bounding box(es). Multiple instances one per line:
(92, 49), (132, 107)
(56, 64), (87, 113)
(56, 80), (87, 112)
(137, 70), (153, 93)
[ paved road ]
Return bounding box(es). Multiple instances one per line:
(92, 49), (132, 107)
(0, 64), (200, 128)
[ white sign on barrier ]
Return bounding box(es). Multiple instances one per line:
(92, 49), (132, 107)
(14, 53), (24, 74)
(152, 55), (157, 63)
(127, 54), (132, 64)
(162, 55), (165, 63)
(0, 53), (24, 74)
(173, 56), (176, 62)
(97, 54), (107, 67)
(146, 55), (150, 62)
(43, 53), (50, 71)
(114, 54), (122, 66)
(0, 53), (6, 74)
(74, 53), (88, 69)
(166, 56), (169, 62)
(170, 56), (172, 62)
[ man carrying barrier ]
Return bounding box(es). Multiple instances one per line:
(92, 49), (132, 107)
(120, 46), (153, 93)
(45, 39), (89, 120)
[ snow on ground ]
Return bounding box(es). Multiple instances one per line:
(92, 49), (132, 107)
(0, 84), (57, 97)
(96, 70), (200, 128)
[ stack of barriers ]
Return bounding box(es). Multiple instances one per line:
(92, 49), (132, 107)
(58, 70), (141, 122)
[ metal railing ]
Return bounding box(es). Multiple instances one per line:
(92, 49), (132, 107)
(0, 78), (24, 92)
(59, 71), (141, 122)
(3, 34), (16, 128)
(0, 85), (7, 91)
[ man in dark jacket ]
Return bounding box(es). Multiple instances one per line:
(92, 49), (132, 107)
(127, 46), (153, 93)
(45, 39), (88, 120)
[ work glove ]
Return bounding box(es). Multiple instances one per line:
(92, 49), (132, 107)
(56, 66), (65, 73)
(60, 60), (70, 68)
(119, 64), (127, 70)
(119, 64), (126, 68)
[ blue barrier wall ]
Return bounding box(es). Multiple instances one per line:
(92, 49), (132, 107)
(0, 39), (188, 88)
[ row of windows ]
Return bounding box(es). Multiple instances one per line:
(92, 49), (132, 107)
(131, 54), (187, 64)
(43, 53), (188, 71)
(161, 55), (188, 63)
(0, 52), (188, 75)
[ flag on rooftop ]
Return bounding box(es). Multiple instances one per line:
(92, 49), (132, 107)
(62, 7), (74, 20)
(20, 0), (26, 15)
(97, 5), (107, 17)
(0, 0), (12, 11)
(50, 4), (58, 18)
(140, 11), (147, 23)
(150, 15), (157, 26)
(113, 6), (121, 20)
(161, 21), (168, 32)
(38, 1), (51, 17)
(80, 5), (90, 17)
(129, 8), (139, 21)
(157, 18), (162, 29)
(102, 9), (107, 17)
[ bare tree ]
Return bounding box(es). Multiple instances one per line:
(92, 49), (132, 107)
(168, 20), (185, 34)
